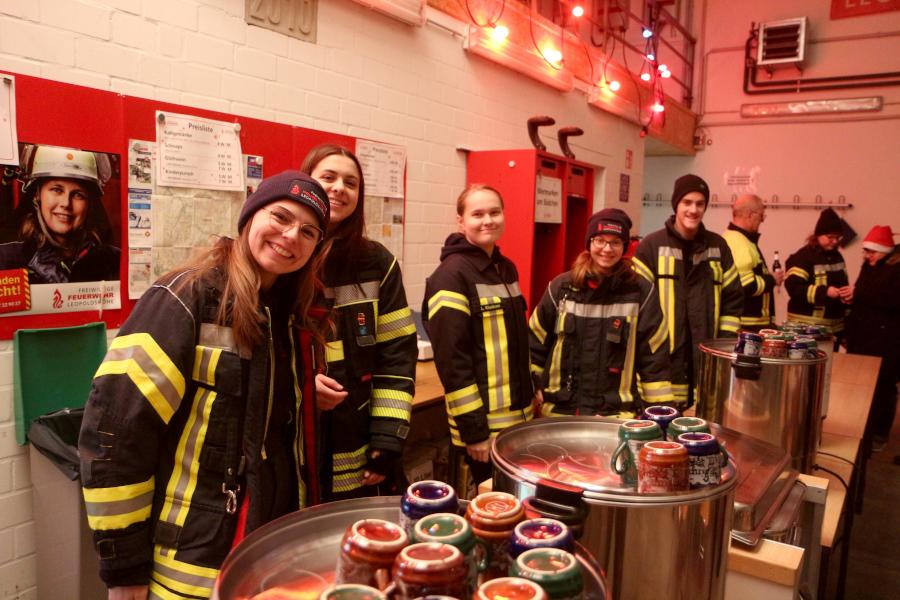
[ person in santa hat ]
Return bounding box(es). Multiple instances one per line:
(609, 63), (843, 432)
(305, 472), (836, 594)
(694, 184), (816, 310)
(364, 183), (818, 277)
(845, 225), (899, 453)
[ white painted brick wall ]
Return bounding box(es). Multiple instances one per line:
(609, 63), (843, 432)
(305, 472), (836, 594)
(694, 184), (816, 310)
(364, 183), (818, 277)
(0, 1), (645, 594)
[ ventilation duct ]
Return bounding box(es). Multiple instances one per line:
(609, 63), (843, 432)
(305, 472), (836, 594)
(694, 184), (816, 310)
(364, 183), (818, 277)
(756, 17), (807, 68)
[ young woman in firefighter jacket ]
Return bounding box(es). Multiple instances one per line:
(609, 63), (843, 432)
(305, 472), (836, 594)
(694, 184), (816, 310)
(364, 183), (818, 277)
(785, 208), (852, 340)
(423, 185), (533, 487)
(303, 145), (417, 501)
(78, 172), (330, 600)
(632, 174), (743, 408)
(529, 209), (673, 418)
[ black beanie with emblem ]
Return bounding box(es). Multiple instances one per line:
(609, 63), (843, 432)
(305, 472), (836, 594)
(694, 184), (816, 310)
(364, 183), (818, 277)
(585, 208), (632, 250)
(670, 174), (710, 211)
(814, 208), (843, 236)
(237, 170), (330, 233)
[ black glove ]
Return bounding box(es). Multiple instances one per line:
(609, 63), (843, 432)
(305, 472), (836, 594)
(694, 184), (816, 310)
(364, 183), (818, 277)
(367, 446), (401, 477)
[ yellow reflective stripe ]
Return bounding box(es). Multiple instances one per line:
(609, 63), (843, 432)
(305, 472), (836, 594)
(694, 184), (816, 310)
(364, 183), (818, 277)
(618, 315), (636, 406)
(529, 308), (547, 344)
(325, 340), (344, 363)
(97, 333), (186, 423)
(547, 336), (564, 392)
(739, 270), (755, 286)
(152, 546), (219, 597)
(722, 264), (738, 287)
(481, 299), (510, 412)
(371, 388), (413, 420)
(541, 401), (563, 417)
(334, 445), (368, 470)
(427, 290), (470, 318)
(719, 316), (741, 333)
(741, 315), (771, 326)
(710, 261), (723, 336)
(158, 388), (216, 531)
(86, 504), (152, 531)
(632, 257), (654, 282)
(83, 477), (155, 531)
(807, 284), (818, 305)
(658, 255), (676, 352)
(752, 274), (766, 296)
(376, 307), (416, 343)
(446, 383), (483, 416)
(530, 363), (544, 376)
(333, 469), (366, 492)
(190, 346), (222, 387)
(786, 266), (808, 280)
(640, 380), (673, 401)
(487, 406), (532, 430)
(83, 476), (154, 503)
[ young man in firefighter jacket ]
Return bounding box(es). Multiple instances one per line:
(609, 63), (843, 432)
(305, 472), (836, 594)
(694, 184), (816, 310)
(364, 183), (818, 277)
(79, 172), (329, 600)
(632, 174), (743, 408)
(424, 185), (533, 488)
(529, 208), (673, 418)
(722, 194), (783, 330)
(785, 207), (852, 343)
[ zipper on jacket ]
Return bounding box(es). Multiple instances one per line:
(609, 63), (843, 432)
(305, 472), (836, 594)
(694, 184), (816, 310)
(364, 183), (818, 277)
(287, 314), (308, 507)
(261, 306), (275, 461)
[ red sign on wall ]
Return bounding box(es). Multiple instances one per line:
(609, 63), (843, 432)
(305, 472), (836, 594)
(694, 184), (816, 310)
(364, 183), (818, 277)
(831, 0), (900, 20)
(0, 269), (31, 314)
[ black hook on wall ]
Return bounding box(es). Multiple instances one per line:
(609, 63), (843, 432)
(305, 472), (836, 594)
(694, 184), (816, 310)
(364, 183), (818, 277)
(558, 127), (584, 159)
(527, 116), (556, 151)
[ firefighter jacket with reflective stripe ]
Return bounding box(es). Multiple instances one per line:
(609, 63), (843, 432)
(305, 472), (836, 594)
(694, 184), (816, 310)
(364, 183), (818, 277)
(528, 266), (673, 418)
(785, 244), (849, 332)
(723, 223), (776, 329)
(632, 218), (743, 406)
(423, 233), (534, 446)
(320, 240), (417, 498)
(79, 269), (320, 598)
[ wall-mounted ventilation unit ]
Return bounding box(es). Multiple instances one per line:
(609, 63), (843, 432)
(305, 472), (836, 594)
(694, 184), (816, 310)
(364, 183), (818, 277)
(757, 17), (807, 69)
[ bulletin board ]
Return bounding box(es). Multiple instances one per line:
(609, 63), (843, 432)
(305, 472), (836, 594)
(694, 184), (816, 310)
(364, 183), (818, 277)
(0, 71), (406, 339)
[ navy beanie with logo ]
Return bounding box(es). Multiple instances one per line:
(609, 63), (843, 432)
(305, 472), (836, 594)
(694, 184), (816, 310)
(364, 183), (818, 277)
(237, 170), (330, 233)
(585, 208), (632, 250)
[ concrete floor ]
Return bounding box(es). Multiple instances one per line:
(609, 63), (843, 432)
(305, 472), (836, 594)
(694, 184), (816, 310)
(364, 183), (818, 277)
(843, 404), (900, 599)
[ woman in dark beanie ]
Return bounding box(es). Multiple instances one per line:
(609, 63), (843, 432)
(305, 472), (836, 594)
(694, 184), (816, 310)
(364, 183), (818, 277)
(529, 208), (673, 418)
(301, 144), (417, 501)
(785, 207), (852, 344)
(79, 171), (330, 600)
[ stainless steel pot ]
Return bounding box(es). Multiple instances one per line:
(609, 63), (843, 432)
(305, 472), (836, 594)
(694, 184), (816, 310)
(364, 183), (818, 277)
(491, 417), (737, 600)
(212, 496), (608, 599)
(696, 339), (826, 472)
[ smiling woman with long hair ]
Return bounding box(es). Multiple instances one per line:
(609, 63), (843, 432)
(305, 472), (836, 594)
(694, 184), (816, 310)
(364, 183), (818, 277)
(79, 171), (330, 600)
(302, 144), (417, 501)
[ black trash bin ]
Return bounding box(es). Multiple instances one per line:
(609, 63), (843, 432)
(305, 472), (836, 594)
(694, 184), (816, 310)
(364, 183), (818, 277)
(28, 407), (83, 481)
(27, 407), (105, 600)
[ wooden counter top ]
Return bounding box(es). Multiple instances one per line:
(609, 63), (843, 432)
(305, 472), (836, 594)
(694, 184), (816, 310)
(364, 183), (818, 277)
(413, 360), (443, 409)
(824, 353), (880, 440)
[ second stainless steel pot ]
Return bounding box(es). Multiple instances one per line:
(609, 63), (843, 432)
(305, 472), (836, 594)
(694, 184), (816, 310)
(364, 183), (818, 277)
(491, 417), (737, 600)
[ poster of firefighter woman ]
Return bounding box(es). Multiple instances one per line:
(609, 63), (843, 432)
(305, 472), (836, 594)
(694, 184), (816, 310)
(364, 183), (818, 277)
(0, 144), (121, 315)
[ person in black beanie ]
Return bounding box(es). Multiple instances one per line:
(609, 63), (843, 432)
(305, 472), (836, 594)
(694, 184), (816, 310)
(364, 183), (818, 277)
(529, 208), (673, 418)
(632, 174), (743, 409)
(784, 207), (852, 346)
(79, 170), (331, 599)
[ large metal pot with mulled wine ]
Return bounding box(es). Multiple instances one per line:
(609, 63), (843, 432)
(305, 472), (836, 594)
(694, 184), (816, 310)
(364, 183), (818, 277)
(212, 496), (608, 599)
(491, 417), (738, 600)
(695, 339), (827, 472)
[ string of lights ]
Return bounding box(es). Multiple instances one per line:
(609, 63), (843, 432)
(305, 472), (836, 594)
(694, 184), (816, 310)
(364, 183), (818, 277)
(459, 0), (678, 122)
